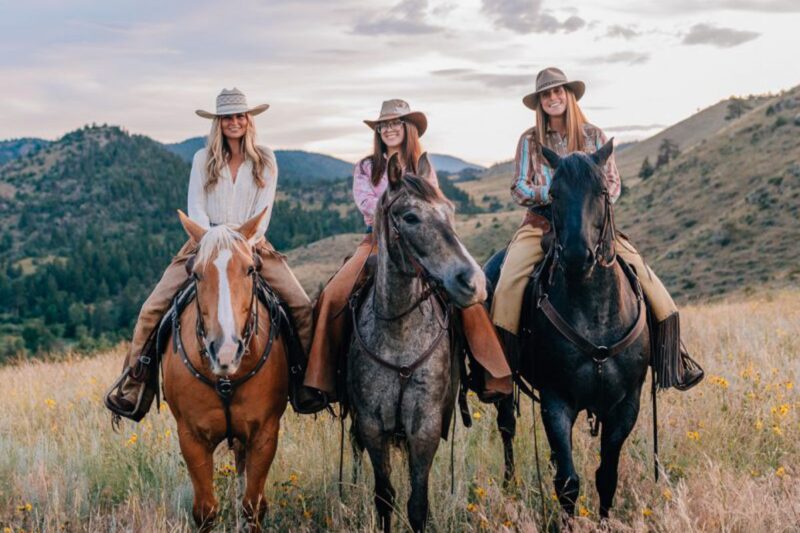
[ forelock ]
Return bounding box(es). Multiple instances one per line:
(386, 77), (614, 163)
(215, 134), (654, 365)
(195, 226), (246, 269)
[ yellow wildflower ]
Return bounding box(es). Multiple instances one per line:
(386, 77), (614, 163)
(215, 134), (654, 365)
(662, 488), (673, 501)
(45, 398), (56, 408)
(466, 503), (477, 512)
(755, 419), (764, 430)
(785, 381), (794, 390)
(776, 466), (786, 477)
(686, 431), (700, 441)
(472, 411), (482, 420)
(164, 429), (171, 438)
(474, 486), (486, 499)
(710, 376), (729, 389)
(772, 425), (783, 436)
(642, 507), (653, 517)
(126, 433), (138, 446)
(303, 510), (312, 519)
(578, 505), (590, 517)
(289, 473), (298, 484)
(17, 502), (33, 512)
(4, 526), (12, 533)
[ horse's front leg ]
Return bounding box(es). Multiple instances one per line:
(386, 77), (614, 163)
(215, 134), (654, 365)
(495, 394), (517, 487)
(539, 391), (580, 516)
(176, 422), (218, 532)
(406, 425), (440, 532)
(242, 417), (281, 531)
(360, 426), (395, 533)
(596, 388), (642, 518)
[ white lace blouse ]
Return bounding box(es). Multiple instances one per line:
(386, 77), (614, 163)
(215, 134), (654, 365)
(187, 146), (277, 237)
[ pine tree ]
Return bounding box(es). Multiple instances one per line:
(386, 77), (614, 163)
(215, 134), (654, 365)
(638, 157), (655, 179)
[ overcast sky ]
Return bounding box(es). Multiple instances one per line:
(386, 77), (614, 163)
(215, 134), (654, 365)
(1, 0), (797, 165)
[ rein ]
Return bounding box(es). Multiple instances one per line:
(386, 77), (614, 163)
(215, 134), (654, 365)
(173, 260), (278, 449)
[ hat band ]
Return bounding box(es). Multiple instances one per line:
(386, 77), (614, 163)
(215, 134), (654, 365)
(216, 102), (250, 115)
(536, 79), (568, 92)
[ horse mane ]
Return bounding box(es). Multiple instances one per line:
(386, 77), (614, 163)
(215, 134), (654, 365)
(195, 225), (245, 270)
(556, 153), (607, 197)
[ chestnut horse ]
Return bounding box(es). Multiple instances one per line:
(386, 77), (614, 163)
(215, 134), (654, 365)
(162, 209), (288, 531)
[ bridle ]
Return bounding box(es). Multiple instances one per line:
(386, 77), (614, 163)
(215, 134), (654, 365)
(549, 186), (617, 281)
(174, 249), (277, 448)
(351, 189), (450, 383)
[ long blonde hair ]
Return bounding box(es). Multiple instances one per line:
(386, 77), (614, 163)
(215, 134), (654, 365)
(204, 114), (274, 192)
(535, 87), (588, 152)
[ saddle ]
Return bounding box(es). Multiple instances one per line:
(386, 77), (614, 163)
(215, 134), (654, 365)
(110, 275), (311, 422)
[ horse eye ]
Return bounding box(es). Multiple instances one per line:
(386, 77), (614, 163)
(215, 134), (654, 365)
(402, 213), (421, 224)
(247, 265), (255, 275)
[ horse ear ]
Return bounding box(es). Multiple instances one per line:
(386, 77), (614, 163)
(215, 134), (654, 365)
(416, 152), (432, 180)
(178, 210), (206, 243)
(387, 153), (403, 190)
(238, 207), (268, 246)
(591, 137), (615, 167)
(541, 146), (561, 170)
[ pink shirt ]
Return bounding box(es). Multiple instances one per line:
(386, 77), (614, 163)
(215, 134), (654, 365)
(352, 157), (439, 226)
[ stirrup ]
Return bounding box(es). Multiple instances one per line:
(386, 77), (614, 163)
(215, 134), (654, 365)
(291, 385), (330, 415)
(674, 349), (704, 391)
(103, 367), (149, 421)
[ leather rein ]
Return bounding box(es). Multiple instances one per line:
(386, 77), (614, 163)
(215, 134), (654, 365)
(350, 191), (451, 383)
(173, 255), (278, 448)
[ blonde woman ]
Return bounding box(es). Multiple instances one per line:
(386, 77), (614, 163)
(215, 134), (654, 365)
(106, 88), (313, 418)
(302, 99), (511, 411)
(491, 67), (703, 390)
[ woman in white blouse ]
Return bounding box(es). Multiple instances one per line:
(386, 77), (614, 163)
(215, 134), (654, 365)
(106, 88), (312, 418)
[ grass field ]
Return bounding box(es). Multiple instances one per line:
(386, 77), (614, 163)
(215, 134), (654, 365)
(1, 291), (798, 532)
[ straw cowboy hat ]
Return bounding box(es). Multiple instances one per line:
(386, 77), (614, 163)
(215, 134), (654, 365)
(522, 67), (586, 111)
(196, 88), (269, 119)
(364, 99), (428, 136)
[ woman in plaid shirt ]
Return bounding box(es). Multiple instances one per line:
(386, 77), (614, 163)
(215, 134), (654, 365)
(491, 67), (703, 391)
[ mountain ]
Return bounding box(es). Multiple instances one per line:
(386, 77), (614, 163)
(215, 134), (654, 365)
(429, 153), (484, 174)
(0, 138), (50, 165)
(164, 137), (352, 182)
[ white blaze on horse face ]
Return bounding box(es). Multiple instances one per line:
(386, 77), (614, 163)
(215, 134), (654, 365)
(213, 249), (239, 370)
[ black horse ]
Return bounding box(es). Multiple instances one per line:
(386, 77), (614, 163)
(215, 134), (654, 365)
(486, 141), (650, 519)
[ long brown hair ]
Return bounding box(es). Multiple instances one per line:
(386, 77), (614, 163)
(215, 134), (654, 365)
(367, 121), (423, 186)
(204, 114), (274, 192)
(535, 87), (588, 152)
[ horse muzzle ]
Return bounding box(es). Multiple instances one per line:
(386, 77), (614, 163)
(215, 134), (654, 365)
(444, 266), (487, 308)
(208, 336), (244, 376)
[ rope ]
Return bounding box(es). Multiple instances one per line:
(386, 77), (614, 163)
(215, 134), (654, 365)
(532, 397), (547, 528)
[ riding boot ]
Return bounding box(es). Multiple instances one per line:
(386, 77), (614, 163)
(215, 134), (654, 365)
(104, 352), (155, 421)
(675, 343), (704, 391)
(461, 304), (513, 403)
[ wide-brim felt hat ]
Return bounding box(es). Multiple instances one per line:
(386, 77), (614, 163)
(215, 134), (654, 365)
(196, 87), (269, 119)
(364, 99), (428, 137)
(522, 67), (585, 110)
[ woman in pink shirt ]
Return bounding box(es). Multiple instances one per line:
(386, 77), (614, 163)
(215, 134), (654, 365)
(302, 99), (511, 410)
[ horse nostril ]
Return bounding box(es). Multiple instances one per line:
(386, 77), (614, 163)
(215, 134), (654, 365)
(456, 270), (476, 292)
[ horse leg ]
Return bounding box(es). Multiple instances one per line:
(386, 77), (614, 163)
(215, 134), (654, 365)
(407, 435), (439, 532)
(176, 425), (218, 531)
(241, 419), (281, 531)
(596, 393), (641, 518)
(495, 395), (517, 487)
(364, 435), (395, 533)
(233, 439), (247, 499)
(540, 392), (580, 516)
(350, 422), (365, 485)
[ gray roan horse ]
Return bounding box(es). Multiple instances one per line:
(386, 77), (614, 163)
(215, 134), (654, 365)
(348, 153), (486, 532)
(487, 141), (650, 519)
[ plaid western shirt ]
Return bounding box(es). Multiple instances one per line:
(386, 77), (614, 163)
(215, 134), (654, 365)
(510, 123), (621, 207)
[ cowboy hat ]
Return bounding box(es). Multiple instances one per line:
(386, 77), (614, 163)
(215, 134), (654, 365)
(522, 67), (585, 111)
(364, 99), (428, 136)
(196, 88), (269, 119)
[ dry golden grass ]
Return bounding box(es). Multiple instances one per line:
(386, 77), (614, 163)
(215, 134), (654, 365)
(1, 291), (799, 532)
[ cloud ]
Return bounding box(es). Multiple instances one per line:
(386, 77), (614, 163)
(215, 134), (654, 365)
(604, 124), (666, 132)
(605, 24), (639, 39)
(581, 51), (650, 65)
(610, 0), (800, 14)
(481, 0), (586, 34)
(432, 68), (531, 89)
(353, 0), (443, 35)
(682, 23), (760, 47)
